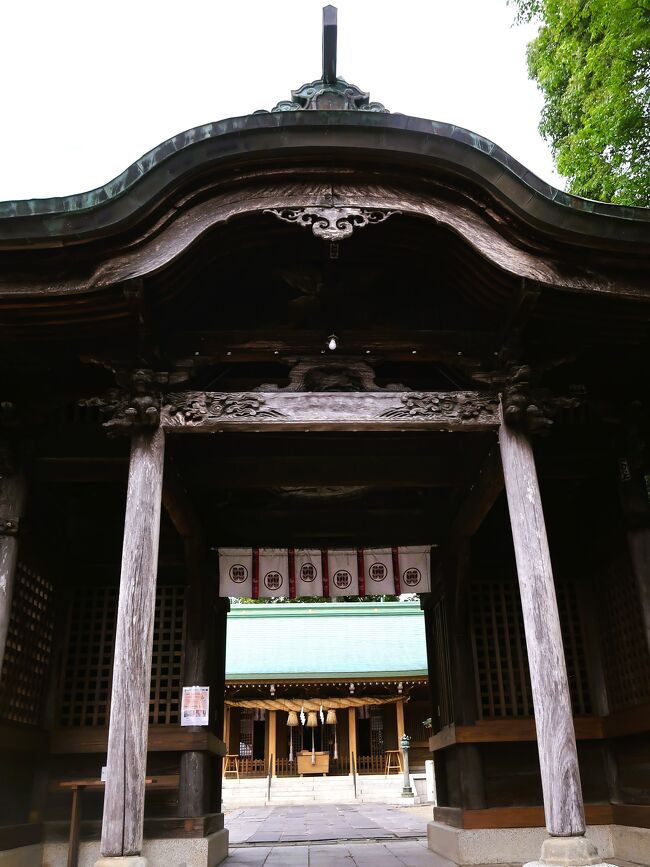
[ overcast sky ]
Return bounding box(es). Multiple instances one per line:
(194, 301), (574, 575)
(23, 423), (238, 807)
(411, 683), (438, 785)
(0, 0), (563, 202)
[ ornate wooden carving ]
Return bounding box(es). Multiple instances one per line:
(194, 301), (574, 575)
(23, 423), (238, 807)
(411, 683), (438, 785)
(380, 392), (498, 421)
(258, 358), (408, 393)
(159, 390), (500, 432)
(265, 207), (399, 240)
(501, 364), (581, 435)
(80, 369), (165, 432)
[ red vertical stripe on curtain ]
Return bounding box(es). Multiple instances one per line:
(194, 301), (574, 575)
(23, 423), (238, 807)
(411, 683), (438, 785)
(288, 548), (296, 599)
(357, 549), (366, 596)
(391, 546), (401, 596)
(252, 548), (260, 599)
(321, 550), (330, 597)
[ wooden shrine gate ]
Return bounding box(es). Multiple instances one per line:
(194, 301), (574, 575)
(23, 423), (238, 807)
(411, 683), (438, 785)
(25, 388), (584, 857)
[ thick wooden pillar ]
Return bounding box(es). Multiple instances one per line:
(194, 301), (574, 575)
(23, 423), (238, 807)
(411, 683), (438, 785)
(0, 464), (25, 674)
(395, 699), (405, 740)
(100, 428), (165, 859)
(223, 706), (231, 754)
(179, 535), (213, 818)
(445, 544), (486, 811)
(348, 707), (357, 773)
(212, 597), (229, 813)
(268, 710), (277, 776)
(615, 451), (650, 654)
(499, 417), (585, 837)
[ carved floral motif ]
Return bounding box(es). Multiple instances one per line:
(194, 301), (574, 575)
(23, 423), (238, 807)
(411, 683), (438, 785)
(265, 207), (399, 241)
(165, 393), (286, 424)
(380, 392), (498, 420)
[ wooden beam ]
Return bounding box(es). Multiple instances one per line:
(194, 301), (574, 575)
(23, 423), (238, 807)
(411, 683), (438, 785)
(0, 465), (25, 675)
(449, 444), (504, 547)
(498, 278), (541, 363)
(499, 411), (585, 838)
(50, 726), (226, 755)
(159, 391), (499, 433)
(100, 428), (165, 858)
(171, 329), (495, 366)
(161, 455), (200, 539)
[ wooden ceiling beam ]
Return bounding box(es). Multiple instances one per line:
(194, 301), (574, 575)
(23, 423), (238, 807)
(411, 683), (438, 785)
(498, 278), (541, 364)
(169, 329), (496, 365)
(449, 444), (504, 547)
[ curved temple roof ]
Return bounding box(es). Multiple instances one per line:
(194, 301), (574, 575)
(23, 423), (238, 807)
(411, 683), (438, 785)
(225, 602), (427, 682)
(0, 7), (648, 250)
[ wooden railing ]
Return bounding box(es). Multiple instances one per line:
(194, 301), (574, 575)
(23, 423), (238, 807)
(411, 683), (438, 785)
(241, 754), (384, 777)
(356, 754), (385, 774)
(237, 758), (266, 777)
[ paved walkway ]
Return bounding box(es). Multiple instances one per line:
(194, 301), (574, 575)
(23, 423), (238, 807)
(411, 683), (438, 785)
(223, 838), (439, 865)
(224, 804), (437, 865)
(226, 804), (431, 845)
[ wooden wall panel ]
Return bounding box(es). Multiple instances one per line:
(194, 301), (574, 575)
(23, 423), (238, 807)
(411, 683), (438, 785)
(600, 550), (650, 712)
(0, 562), (55, 726)
(59, 585), (185, 728)
(470, 578), (591, 719)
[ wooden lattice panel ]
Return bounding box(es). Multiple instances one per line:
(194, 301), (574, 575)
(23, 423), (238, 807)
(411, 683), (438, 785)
(600, 551), (650, 711)
(470, 579), (591, 719)
(433, 598), (454, 726)
(0, 562), (55, 726)
(59, 584), (185, 727)
(60, 586), (118, 727)
(149, 585), (185, 725)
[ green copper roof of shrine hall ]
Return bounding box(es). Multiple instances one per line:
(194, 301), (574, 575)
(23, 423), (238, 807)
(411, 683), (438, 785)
(225, 602), (427, 682)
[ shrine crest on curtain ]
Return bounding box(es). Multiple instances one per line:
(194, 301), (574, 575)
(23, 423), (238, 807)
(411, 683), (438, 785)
(218, 546), (431, 598)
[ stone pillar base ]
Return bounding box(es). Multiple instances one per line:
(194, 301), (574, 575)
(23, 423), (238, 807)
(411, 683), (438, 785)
(426, 821), (616, 866)
(94, 859), (149, 867)
(44, 828), (229, 867)
(525, 835), (615, 867)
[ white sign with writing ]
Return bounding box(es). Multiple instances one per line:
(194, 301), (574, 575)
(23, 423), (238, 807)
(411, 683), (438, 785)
(181, 686), (210, 727)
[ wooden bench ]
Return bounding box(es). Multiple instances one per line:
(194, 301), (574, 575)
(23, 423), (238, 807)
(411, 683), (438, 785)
(58, 775), (178, 867)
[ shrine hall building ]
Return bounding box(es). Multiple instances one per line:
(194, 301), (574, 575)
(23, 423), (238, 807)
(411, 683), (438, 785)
(222, 601), (431, 782)
(0, 5), (650, 867)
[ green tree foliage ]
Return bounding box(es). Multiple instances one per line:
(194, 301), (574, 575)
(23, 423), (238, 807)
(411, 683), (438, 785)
(511, 0), (650, 206)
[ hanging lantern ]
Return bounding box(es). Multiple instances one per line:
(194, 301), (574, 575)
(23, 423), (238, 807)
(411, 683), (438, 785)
(306, 711), (318, 728)
(326, 709), (337, 725)
(287, 711), (299, 727)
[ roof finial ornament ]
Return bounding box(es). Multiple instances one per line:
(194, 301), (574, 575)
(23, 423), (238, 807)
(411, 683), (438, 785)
(322, 5), (337, 85)
(256, 5), (388, 114)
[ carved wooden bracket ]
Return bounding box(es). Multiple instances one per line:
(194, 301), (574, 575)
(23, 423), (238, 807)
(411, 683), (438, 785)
(501, 364), (581, 435)
(265, 207), (399, 241)
(80, 369), (166, 432)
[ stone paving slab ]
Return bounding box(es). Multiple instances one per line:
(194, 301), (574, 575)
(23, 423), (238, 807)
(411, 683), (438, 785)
(225, 803), (431, 846)
(222, 839), (441, 866)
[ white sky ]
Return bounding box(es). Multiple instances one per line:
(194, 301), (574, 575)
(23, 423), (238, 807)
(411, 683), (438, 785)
(0, 0), (564, 202)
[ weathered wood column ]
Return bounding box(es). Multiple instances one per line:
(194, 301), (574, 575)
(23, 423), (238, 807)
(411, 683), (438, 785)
(0, 457), (25, 675)
(268, 710), (277, 777)
(615, 443), (650, 655)
(348, 707), (357, 774)
(444, 545), (486, 811)
(499, 413), (585, 838)
(178, 533), (214, 818)
(395, 698), (405, 739)
(99, 427), (165, 860)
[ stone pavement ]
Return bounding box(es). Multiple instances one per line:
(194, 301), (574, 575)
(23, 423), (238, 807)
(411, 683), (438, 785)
(223, 804), (438, 865)
(223, 838), (440, 865)
(225, 803), (432, 845)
